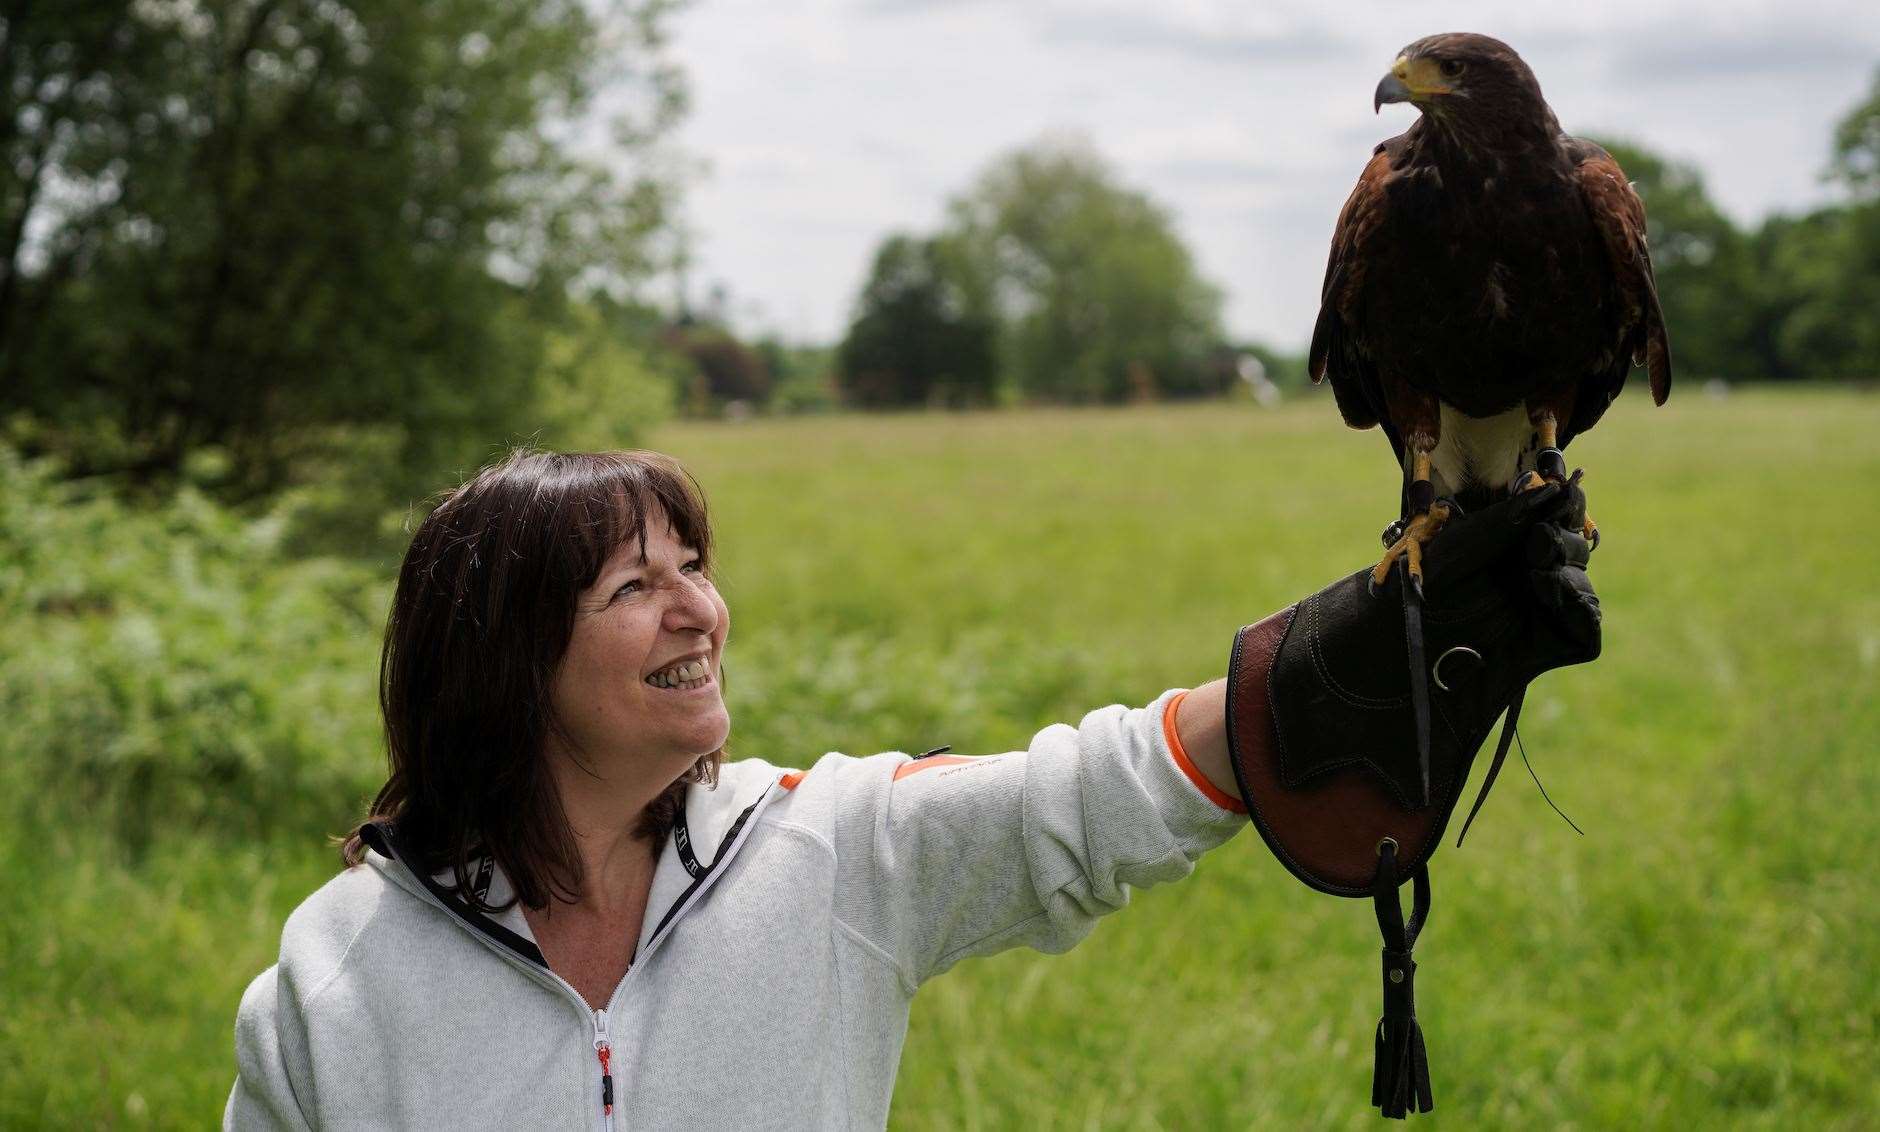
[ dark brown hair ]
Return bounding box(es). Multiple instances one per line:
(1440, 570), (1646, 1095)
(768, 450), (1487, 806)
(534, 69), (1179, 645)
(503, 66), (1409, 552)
(341, 449), (723, 911)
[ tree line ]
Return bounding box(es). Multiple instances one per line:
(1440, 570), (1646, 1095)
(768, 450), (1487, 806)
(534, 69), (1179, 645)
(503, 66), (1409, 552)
(2, 5), (1872, 509)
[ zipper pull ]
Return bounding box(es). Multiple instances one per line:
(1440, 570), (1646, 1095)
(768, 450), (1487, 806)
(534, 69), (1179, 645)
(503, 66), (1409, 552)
(593, 1009), (614, 1117)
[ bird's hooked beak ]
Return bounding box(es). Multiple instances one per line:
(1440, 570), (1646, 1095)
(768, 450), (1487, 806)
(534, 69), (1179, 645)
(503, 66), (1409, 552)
(1374, 72), (1412, 113)
(1374, 55), (1450, 113)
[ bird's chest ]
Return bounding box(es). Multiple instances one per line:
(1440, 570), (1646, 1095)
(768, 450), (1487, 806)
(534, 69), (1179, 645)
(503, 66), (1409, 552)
(1394, 177), (1583, 311)
(1368, 171), (1602, 387)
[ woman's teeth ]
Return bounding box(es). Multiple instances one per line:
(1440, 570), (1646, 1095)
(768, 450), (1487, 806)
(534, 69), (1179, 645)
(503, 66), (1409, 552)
(646, 659), (711, 689)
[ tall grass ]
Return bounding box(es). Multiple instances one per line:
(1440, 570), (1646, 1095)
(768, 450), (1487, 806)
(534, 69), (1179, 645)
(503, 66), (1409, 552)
(1, 389), (1874, 1127)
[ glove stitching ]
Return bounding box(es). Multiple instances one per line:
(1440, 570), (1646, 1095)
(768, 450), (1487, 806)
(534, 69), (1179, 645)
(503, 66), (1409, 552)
(1307, 593), (1412, 709)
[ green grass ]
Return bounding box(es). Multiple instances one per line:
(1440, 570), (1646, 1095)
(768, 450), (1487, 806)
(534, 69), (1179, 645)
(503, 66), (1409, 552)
(4, 388), (1877, 1127)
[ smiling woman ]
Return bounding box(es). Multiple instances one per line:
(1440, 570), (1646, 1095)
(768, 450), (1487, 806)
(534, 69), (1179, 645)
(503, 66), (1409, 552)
(339, 450), (726, 916)
(223, 445), (1600, 1129)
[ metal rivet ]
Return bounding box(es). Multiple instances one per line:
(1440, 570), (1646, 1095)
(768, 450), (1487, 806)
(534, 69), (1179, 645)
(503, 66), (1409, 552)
(1376, 836), (1398, 857)
(1390, 969), (1405, 984)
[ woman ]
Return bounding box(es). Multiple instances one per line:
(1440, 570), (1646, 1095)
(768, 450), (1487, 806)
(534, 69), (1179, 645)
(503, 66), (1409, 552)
(226, 448), (1595, 1129)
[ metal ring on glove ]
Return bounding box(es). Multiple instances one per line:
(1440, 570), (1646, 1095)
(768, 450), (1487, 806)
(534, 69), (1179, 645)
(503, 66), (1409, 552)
(1431, 646), (1482, 692)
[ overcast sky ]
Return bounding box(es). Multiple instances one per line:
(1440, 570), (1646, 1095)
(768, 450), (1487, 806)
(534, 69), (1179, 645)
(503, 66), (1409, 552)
(659, 0), (1879, 350)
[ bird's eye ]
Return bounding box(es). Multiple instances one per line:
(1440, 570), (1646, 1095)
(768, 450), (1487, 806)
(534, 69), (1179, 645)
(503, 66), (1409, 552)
(1439, 59), (1465, 78)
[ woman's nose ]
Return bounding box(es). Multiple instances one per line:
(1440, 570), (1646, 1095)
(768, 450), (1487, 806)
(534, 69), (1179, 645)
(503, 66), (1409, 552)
(662, 575), (719, 634)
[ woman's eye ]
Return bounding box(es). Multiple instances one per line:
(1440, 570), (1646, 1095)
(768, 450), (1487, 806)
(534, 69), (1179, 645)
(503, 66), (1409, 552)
(614, 579), (643, 598)
(1439, 59), (1464, 78)
(682, 558), (703, 574)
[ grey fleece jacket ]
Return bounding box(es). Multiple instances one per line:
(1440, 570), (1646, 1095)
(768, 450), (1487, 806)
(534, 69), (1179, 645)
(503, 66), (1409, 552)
(225, 690), (1247, 1130)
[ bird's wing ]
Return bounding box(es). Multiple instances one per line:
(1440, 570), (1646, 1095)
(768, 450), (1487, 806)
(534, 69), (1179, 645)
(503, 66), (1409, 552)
(1564, 138), (1672, 441)
(1309, 142), (1402, 456)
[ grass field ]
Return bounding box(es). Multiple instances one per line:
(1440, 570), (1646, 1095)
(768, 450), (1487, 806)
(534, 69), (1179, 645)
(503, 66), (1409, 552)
(4, 387), (1877, 1128)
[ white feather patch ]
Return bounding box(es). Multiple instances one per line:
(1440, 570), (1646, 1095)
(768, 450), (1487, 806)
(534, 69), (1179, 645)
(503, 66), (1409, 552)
(1416, 402), (1536, 496)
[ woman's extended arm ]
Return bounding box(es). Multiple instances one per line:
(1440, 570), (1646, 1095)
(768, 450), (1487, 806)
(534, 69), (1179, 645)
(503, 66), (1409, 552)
(810, 686), (1249, 988)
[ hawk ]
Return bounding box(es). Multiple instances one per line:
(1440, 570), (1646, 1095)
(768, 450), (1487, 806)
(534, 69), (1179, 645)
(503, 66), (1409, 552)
(1310, 33), (1672, 588)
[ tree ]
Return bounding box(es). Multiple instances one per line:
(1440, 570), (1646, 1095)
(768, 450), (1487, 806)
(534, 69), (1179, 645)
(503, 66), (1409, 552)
(1753, 208), (1878, 379)
(0, 0), (688, 497)
(1829, 67), (1880, 198)
(663, 321), (773, 411)
(837, 234), (995, 408)
(940, 136), (1223, 403)
(1763, 68), (1880, 380)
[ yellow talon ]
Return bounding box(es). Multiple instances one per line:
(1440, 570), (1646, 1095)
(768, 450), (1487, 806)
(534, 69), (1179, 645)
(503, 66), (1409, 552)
(1372, 502), (1453, 590)
(1518, 466), (1599, 548)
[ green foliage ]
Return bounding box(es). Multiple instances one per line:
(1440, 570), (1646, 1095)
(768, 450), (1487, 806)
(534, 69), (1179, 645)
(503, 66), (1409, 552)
(1755, 206), (1880, 381)
(838, 234), (997, 408)
(0, 0), (685, 498)
(0, 450), (386, 854)
(535, 302), (678, 451)
(941, 137), (1226, 403)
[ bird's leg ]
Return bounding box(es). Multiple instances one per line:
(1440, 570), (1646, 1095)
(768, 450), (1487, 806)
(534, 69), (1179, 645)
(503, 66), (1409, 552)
(1518, 409), (1598, 546)
(1372, 445), (1451, 594)
(1533, 413), (1567, 484)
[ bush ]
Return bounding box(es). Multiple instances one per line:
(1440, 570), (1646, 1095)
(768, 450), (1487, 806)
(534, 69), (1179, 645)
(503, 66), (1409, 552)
(0, 450), (386, 853)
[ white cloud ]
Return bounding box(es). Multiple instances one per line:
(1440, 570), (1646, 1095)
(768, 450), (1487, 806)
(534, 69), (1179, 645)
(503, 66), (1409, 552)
(652, 0), (1880, 348)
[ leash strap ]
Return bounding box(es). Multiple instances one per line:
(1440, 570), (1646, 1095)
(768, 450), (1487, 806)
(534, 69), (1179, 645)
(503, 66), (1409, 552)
(1399, 556), (1432, 807)
(1371, 841), (1435, 1118)
(1454, 684), (1527, 848)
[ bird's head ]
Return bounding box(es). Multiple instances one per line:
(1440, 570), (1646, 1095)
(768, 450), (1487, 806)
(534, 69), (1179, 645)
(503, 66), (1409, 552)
(1374, 33), (1550, 136)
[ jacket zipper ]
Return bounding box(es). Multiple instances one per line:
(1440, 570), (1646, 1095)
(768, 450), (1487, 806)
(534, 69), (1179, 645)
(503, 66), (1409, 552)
(593, 1008), (615, 1131)
(365, 782), (784, 1129)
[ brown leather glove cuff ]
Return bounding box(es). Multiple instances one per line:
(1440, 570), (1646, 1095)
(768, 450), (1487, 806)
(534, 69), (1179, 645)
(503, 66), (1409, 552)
(1225, 605), (1444, 896)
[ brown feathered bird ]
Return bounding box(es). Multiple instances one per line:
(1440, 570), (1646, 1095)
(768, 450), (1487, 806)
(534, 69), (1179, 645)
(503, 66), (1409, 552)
(1310, 33), (1671, 588)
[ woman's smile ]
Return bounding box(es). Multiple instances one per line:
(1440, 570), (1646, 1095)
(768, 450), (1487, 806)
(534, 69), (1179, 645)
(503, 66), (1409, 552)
(644, 662), (715, 693)
(644, 649), (713, 687)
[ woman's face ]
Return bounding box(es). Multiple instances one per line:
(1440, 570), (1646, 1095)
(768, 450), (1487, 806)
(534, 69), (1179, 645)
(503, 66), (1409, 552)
(548, 509), (730, 787)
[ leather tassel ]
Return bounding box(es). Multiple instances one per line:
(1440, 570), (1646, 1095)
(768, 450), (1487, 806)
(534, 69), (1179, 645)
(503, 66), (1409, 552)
(1372, 950), (1433, 1117)
(1371, 842), (1435, 1118)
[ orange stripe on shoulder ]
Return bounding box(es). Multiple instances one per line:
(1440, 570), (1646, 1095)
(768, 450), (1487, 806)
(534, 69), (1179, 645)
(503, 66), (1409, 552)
(891, 755), (975, 781)
(1163, 691), (1248, 814)
(778, 771), (805, 791)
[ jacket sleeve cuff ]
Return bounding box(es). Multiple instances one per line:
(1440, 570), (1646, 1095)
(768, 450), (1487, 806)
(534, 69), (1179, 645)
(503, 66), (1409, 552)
(1095, 689), (1243, 869)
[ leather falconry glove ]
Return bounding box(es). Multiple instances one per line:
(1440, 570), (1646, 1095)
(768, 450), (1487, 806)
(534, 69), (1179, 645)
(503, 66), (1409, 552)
(1225, 479), (1600, 1119)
